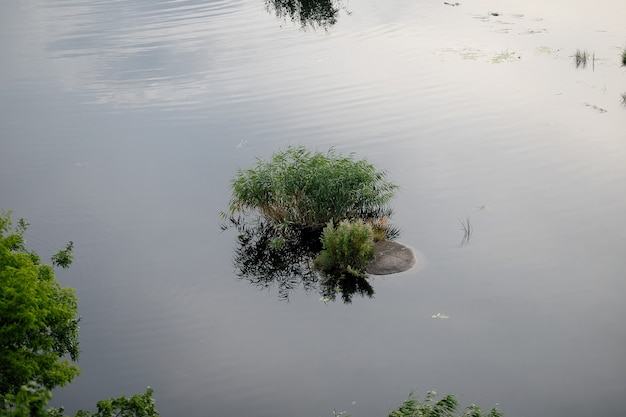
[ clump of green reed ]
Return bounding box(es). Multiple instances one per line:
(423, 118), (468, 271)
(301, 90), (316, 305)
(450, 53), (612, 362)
(621, 49), (626, 66)
(228, 146), (398, 233)
(574, 49), (592, 69)
(388, 390), (504, 417)
(313, 219), (375, 277)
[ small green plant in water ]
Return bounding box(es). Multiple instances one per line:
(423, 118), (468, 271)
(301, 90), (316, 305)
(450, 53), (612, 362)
(387, 390), (503, 417)
(621, 49), (626, 66)
(313, 219), (374, 277)
(228, 146), (398, 234)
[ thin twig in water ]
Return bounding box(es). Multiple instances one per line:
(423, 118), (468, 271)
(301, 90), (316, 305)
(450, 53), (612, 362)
(592, 51), (596, 71)
(459, 217), (472, 247)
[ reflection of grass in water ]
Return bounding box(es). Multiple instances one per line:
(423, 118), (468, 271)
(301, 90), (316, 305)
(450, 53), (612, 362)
(622, 49), (626, 66)
(459, 218), (472, 247)
(574, 49), (588, 67)
(621, 93), (626, 108)
(574, 49), (595, 69)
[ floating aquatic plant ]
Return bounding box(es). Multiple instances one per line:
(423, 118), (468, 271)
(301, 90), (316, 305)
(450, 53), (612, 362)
(491, 50), (519, 64)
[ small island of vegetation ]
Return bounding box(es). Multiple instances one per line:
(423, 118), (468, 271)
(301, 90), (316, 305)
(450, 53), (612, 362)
(224, 145), (399, 278)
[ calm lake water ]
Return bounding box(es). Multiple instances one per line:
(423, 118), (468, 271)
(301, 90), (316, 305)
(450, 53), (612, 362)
(1, 0), (625, 416)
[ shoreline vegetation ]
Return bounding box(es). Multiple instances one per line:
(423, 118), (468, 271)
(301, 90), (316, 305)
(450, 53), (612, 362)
(2, 207), (504, 415)
(385, 390), (503, 417)
(0, 210), (159, 417)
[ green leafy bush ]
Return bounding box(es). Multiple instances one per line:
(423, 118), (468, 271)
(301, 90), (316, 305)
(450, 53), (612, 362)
(0, 384), (159, 417)
(0, 211), (160, 417)
(74, 387), (159, 417)
(228, 146), (398, 233)
(313, 219), (374, 277)
(0, 211), (80, 396)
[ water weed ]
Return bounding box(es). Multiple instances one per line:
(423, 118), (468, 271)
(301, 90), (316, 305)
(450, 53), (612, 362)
(574, 49), (587, 68)
(574, 49), (594, 69)
(228, 146), (398, 234)
(314, 219), (375, 277)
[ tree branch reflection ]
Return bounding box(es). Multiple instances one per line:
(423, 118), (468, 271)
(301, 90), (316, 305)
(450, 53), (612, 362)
(229, 218), (374, 303)
(265, 0), (348, 30)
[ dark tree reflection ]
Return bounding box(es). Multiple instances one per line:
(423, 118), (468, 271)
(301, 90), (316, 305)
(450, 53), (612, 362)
(228, 218), (374, 303)
(265, 0), (348, 30)
(318, 272), (374, 304)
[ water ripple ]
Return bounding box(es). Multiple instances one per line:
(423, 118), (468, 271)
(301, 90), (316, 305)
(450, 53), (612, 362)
(32, 0), (256, 109)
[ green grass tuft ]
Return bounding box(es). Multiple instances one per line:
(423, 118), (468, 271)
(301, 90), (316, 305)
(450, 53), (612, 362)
(313, 219), (374, 277)
(228, 146), (398, 233)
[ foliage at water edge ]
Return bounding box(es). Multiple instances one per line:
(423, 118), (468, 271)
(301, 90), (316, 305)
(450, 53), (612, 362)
(0, 210), (160, 417)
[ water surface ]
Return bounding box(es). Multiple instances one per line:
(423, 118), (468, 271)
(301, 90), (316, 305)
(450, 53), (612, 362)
(1, 0), (625, 416)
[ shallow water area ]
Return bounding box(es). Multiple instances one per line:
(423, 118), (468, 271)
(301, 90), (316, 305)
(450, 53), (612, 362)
(1, 0), (625, 416)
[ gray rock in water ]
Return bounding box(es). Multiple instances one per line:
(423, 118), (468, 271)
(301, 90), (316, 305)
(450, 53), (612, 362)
(366, 240), (417, 275)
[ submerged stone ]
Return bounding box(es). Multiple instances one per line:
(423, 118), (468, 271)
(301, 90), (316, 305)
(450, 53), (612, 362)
(366, 241), (417, 275)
